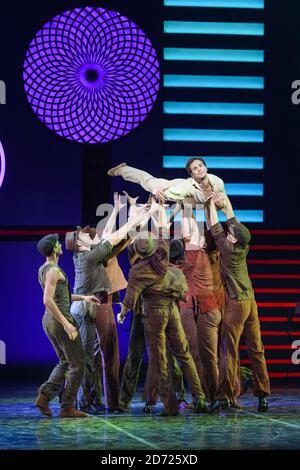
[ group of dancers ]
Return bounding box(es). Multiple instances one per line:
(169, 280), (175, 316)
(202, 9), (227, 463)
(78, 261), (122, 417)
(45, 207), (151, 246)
(35, 158), (270, 418)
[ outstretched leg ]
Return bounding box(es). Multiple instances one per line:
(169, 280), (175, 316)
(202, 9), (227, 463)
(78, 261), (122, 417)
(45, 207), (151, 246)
(108, 163), (171, 194)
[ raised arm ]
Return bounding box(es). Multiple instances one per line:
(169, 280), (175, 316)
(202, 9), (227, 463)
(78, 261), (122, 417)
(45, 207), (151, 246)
(206, 195), (228, 249)
(221, 194), (235, 220)
(123, 191), (140, 218)
(103, 198), (158, 247)
(158, 202), (169, 229)
(100, 192), (149, 259)
(168, 202), (182, 225)
(149, 200), (170, 238)
(207, 196), (219, 227)
(101, 192), (127, 239)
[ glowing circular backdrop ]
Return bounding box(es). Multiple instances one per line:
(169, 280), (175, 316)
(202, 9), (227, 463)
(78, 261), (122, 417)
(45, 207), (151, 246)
(23, 7), (160, 144)
(0, 140), (5, 188)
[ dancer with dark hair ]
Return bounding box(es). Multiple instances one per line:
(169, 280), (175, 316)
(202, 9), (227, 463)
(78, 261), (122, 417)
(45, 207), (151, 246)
(107, 159), (226, 205)
(36, 234), (100, 418)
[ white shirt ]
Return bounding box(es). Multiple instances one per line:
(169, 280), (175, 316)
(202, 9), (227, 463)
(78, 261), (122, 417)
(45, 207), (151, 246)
(164, 173), (225, 204)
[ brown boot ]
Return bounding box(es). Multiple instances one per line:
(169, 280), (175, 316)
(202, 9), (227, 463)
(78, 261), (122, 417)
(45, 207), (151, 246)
(60, 406), (88, 418)
(107, 162), (126, 176)
(35, 393), (52, 417)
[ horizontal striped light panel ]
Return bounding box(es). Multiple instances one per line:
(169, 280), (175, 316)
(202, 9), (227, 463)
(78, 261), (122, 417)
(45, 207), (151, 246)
(164, 21), (264, 36)
(164, 129), (264, 142)
(164, 0), (264, 223)
(163, 102), (264, 116)
(163, 75), (264, 89)
(164, 0), (264, 8)
(224, 183), (263, 196)
(164, 48), (264, 62)
(163, 156), (264, 169)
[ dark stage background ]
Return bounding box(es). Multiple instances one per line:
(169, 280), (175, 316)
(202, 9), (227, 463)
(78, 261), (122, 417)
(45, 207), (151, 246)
(0, 1), (299, 380)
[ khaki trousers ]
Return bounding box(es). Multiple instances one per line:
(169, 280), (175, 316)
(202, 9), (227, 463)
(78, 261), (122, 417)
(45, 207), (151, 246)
(143, 301), (205, 414)
(180, 307), (222, 402)
(94, 302), (120, 409)
(118, 165), (193, 201)
(216, 296), (270, 401)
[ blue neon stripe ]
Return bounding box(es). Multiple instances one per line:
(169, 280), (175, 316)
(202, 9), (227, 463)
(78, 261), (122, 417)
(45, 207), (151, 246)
(171, 210), (263, 223)
(164, 0), (264, 8)
(220, 210), (263, 222)
(224, 183), (263, 196)
(164, 48), (264, 62)
(163, 156), (264, 169)
(163, 75), (264, 89)
(164, 129), (264, 142)
(164, 102), (264, 116)
(164, 21), (264, 36)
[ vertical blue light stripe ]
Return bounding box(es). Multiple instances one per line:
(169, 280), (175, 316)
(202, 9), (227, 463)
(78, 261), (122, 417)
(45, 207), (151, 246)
(164, 0), (264, 8)
(164, 21), (264, 36)
(163, 156), (264, 169)
(164, 129), (264, 142)
(164, 75), (264, 89)
(163, 102), (264, 116)
(164, 48), (264, 62)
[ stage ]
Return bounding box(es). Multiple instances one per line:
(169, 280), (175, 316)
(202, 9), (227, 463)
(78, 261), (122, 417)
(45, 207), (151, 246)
(1, 0), (300, 462)
(1, 382), (300, 451)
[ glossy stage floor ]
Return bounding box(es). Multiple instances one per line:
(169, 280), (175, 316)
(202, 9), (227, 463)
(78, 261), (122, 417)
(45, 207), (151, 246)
(1, 382), (300, 451)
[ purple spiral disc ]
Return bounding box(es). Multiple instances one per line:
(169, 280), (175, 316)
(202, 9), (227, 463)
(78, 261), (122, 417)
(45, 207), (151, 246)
(23, 7), (160, 143)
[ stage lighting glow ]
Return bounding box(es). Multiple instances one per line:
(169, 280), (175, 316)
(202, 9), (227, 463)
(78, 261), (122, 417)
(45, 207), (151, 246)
(163, 129), (264, 142)
(0, 140), (5, 188)
(164, 21), (264, 36)
(163, 102), (264, 116)
(164, 0), (264, 8)
(164, 48), (264, 62)
(163, 75), (264, 89)
(224, 183), (263, 196)
(23, 7), (160, 144)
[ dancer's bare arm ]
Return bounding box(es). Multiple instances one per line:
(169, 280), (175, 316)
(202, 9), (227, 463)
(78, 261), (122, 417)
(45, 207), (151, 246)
(71, 294), (100, 305)
(103, 200), (157, 246)
(207, 197), (219, 227)
(101, 192), (127, 239)
(213, 193), (235, 219)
